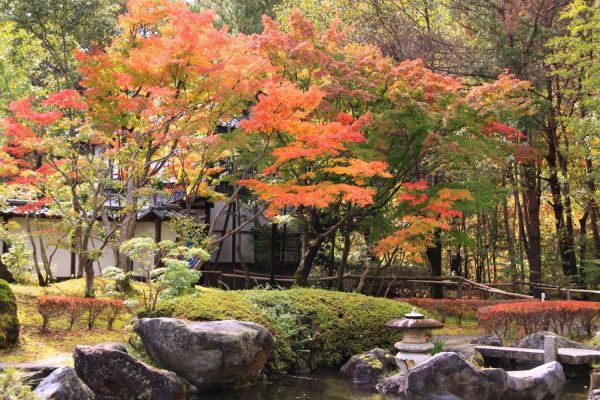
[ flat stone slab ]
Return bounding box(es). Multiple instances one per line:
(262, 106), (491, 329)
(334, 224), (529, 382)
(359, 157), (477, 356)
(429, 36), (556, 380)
(475, 345), (600, 365)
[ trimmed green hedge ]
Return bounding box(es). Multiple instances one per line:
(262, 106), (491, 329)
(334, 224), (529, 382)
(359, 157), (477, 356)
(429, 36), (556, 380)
(153, 288), (411, 373)
(0, 279), (19, 348)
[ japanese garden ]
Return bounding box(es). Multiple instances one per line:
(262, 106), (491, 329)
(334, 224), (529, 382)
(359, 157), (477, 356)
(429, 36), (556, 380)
(0, 0), (599, 399)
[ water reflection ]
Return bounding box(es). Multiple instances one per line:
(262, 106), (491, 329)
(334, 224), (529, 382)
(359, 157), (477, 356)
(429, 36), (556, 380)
(194, 371), (393, 400)
(193, 371), (588, 400)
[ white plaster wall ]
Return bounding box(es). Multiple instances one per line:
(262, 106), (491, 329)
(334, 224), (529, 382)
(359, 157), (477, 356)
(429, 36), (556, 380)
(208, 200), (256, 264)
(1, 201), (261, 278)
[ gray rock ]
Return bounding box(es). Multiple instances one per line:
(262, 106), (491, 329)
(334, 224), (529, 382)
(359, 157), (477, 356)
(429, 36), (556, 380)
(518, 331), (597, 350)
(399, 352), (508, 400)
(134, 318), (275, 390)
(33, 366), (95, 400)
(376, 373), (405, 395)
(340, 348), (397, 384)
(73, 343), (187, 400)
(444, 344), (484, 367)
(376, 352), (565, 400)
(470, 334), (502, 347)
(506, 361), (566, 400)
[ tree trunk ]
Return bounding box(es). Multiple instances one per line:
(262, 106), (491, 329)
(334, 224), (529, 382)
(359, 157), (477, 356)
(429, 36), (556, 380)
(426, 229), (443, 299)
(502, 180), (517, 285)
(118, 178), (138, 272)
(336, 233), (351, 291)
(579, 210), (588, 283)
(81, 254), (95, 298)
(585, 158), (600, 260)
(356, 255), (376, 294)
(523, 161), (542, 295)
(25, 214), (48, 286)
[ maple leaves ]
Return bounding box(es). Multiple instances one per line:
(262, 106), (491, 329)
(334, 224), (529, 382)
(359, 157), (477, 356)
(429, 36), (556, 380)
(375, 182), (474, 261)
(0, 91), (88, 182)
(238, 79), (388, 216)
(0, 0), (535, 282)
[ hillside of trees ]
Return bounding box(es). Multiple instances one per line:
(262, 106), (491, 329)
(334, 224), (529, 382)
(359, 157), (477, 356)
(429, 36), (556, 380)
(0, 0), (598, 297)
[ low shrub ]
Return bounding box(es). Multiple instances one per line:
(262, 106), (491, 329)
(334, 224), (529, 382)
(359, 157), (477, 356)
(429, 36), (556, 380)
(0, 279), (19, 348)
(398, 298), (529, 325)
(0, 368), (36, 400)
(37, 295), (125, 331)
(153, 288), (413, 373)
(477, 300), (600, 339)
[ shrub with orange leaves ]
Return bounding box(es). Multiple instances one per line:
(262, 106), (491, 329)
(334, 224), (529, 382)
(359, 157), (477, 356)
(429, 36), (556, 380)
(476, 300), (600, 339)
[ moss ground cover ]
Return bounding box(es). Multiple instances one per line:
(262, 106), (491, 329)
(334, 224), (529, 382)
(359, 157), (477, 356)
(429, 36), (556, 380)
(154, 287), (414, 372)
(2, 279), (481, 371)
(0, 279), (137, 363)
(0, 279), (19, 349)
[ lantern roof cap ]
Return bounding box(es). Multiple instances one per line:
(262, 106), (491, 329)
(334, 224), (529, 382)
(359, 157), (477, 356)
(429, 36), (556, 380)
(385, 308), (444, 330)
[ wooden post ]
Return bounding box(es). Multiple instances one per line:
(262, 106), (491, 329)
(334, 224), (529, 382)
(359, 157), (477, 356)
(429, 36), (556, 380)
(544, 335), (558, 363)
(566, 288), (571, 301)
(457, 278), (464, 299)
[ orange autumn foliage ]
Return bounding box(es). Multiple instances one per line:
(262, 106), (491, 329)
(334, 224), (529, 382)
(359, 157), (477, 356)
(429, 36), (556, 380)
(239, 80), (388, 216)
(374, 183), (474, 260)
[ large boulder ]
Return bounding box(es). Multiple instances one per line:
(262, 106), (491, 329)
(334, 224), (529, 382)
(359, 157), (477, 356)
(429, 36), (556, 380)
(518, 331), (597, 350)
(73, 343), (187, 400)
(340, 348), (397, 384)
(505, 362), (566, 400)
(376, 352), (565, 400)
(33, 366), (95, 400)
(134, 318), (275, 390)
(0, 279), (19, 349)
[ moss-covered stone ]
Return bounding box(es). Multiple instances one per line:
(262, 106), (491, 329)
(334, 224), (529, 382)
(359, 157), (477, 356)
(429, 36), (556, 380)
(0, 279), (19, 348)
(153, 288), (412, 373)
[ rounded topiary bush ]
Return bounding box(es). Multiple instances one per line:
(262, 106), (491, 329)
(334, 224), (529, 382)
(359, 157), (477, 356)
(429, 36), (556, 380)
(0, 279), (19, 348)
(154, 288), (412, 373)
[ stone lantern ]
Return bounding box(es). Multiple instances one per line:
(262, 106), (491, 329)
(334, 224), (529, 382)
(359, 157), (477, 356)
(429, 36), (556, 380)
(385, 307), (444, 371)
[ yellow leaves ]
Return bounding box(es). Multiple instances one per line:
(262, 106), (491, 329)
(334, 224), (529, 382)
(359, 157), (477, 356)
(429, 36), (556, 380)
(324, 159), (391, 178)
(436, 188), (473, 202)
(465, 70), (532, 116)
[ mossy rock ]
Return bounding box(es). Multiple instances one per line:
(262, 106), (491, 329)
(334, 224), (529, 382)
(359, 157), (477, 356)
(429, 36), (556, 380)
(0, 279), (19, 348)
(154, 288), (412, 373)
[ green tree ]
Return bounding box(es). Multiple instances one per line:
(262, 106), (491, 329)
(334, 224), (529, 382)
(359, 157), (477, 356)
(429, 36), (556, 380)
(0, 22), (44, 112)
(0, 0), (120, 90)
(191, 0), (278, 33)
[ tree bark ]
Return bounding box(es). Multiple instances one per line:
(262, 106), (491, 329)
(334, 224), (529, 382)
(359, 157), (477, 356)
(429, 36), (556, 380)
(426, 228), (443, 299)
(523, 161), (542, 295)
(336, 233), (351, 291)
(502, 178), (517, 285)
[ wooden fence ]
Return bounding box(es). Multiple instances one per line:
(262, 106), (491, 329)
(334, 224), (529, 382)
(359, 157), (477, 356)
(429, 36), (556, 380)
(199, 270), (563, 299)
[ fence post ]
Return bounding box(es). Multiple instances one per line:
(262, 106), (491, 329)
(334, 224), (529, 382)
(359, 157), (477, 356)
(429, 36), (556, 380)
(457, 278), (464, 299)
(544, 335), (558, 363)
(566, 288), (571, 301)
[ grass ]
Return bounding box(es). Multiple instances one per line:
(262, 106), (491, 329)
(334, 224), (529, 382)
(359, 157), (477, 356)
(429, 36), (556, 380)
(0, 279), (139, 364)
(436, 316), (483, 336)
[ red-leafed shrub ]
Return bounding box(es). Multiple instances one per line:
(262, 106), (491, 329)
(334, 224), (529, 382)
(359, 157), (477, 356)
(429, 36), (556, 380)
(36, 296), (125, 331)
(105, 299), (125, 330)
(398, 298), (529, 325)
(37, 296), (67, 332)
(477, 301), (600, 339)
(81, 298), (109, 330)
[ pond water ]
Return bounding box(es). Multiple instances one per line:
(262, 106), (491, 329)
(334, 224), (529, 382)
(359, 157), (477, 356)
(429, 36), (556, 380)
(195, 370), (589, 400)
